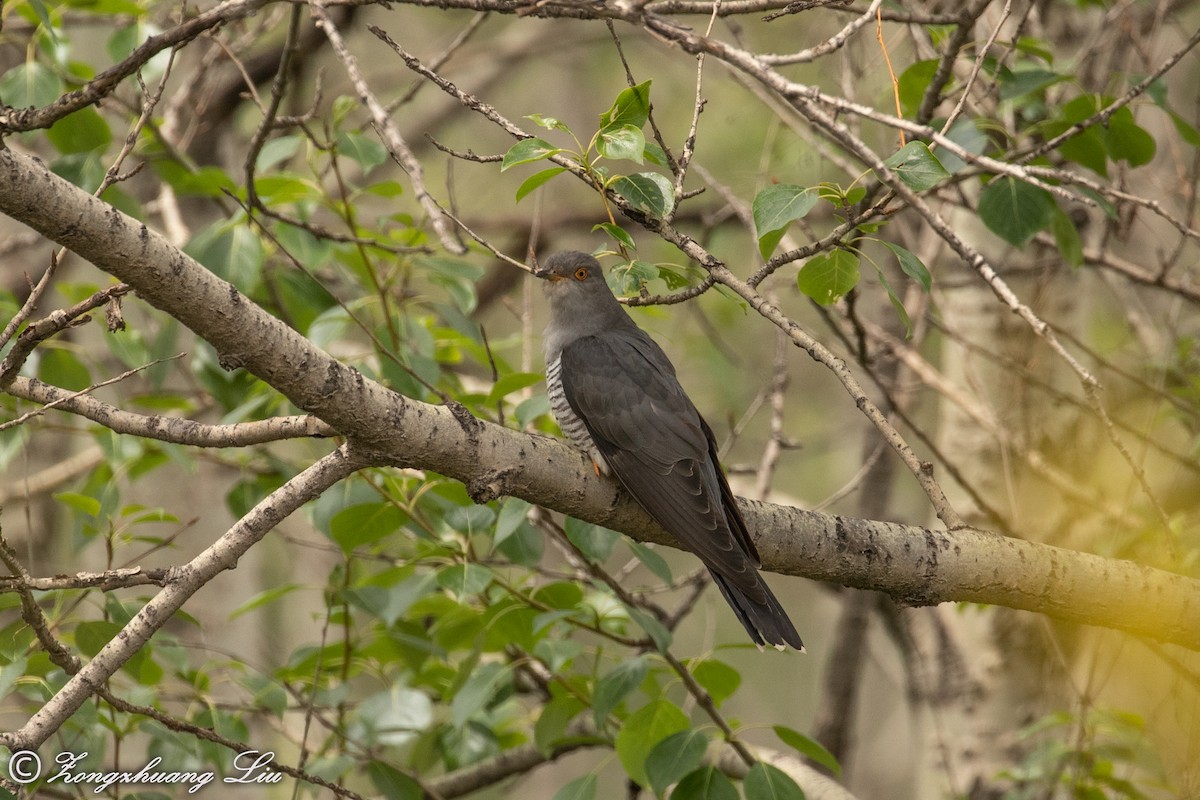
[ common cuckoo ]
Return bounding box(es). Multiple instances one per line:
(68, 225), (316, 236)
(535, 251), (803, 650)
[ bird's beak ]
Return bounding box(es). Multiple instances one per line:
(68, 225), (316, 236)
(531, 264), (564, 281)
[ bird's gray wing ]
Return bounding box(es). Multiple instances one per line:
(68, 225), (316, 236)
(559, 330), (766, 596)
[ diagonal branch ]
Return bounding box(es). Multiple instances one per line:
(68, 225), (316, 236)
(0, 444), (366, 752)
(0, 145), (1198, 655)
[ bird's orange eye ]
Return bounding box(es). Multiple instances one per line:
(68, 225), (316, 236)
(573, 267), (589, 281)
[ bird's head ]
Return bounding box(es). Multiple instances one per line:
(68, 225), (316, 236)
(533, 251), (620, 310)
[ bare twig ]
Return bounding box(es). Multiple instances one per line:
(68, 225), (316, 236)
(310, 1), (466, 254)
(0, 445), (366, 752)
(0, 0), (271, 133)
(0, 284), (132, 386)
(4, 375), (335, 444)
(0, 356), (182, 433)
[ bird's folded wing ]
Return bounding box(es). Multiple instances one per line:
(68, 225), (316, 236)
(559, 332), (767, 600)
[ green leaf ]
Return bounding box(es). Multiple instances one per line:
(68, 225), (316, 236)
(977, 176), (1055, 247)
(773, 725), (841, 777)
(0, 61), (64, 108)
(336, 131), (388, 172)
(328, 502), (405, 553)
(670, 766), (738, 800)
(628, 605), (674, 651)
(593, 655), (648, 727)
(437, 563), (493, 598)
(612, 172), (673, 219)
(55, 491), (102, 517)
(1050, 204), (1083, 268)
(498, 520), (543, 566)
(647, 729), (709, 796)
(229, 583), (302, 620)
(627, 540), (673, 583)
(486, 371), (545, 405)
(1103, 108), (1156, 167)
(74, 620), (121, 657)
(593, 222), (637, 250)
(615, 699), (690, 788)
(536, 692), (586, 755)
(108, 21), (166, 68)
(535, 581), (584, 611)
(51, 152), (106, 191)
(345, 572), (436, 626)
(526, 113), (570, 132)
(896, 59), (940, 118)
(253, 174), (320, 204)
(643, 141), (670, 166)
(38, 348), (91, 391)
(753, 184), (818, 260)
(502, 138), (563, 171)
(451, 662), (511, 727)
(494, 497), (532, 547)
(999, 67), (1067, 100)
(598, 124), (646, 163)
(1014, 36), (1055, 64)
(565, 517), (620, 562)
(1169, 110), (1200, 147)
(162, 165), (238, 198)
(871, 263), (913, 339)
(611, 260), (659, 294)
(364, 179), (405, 198)
(743, 762), (805, 800)
(255, 135), (303, 171)
(882, 141), (950, 191)
(185, 223), (265, 291)
(552, 774), (597, 800)
(936, 117), (989, 174)
(516, 167), (567, 202)
(367, 763), (421, 800)
(691, 659), (741, 706)
(600, 80), (652, 132)
(356, 685), (433, 746)
(796, 250), (860, 305)
(47, 107), (112, 154)
(881, 242), (932, 292)
(1057, 126), (1109, 176)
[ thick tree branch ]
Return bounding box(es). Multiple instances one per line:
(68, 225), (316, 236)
(0, 145), (1198, 652)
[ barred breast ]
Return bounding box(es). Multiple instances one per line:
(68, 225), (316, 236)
(546, 355), (610, 476)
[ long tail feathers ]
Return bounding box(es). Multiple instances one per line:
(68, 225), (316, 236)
(710, 571), (804, 651)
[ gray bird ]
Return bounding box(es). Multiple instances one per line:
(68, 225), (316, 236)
(535, 251), (803, 650)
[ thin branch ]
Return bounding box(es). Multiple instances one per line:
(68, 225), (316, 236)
(245, 3), (305, 209)
(0, 283), (132, 386)
(0, 255), (61, 353)
(0, 356), (183, 433)
(309, 0), (466, 254)
(0, 0), (272, 133)
(1018, 24), (1200, 164)
(4, 376), (335, 445)
(935, 0), (1008, 134)
(0, 444), (366, 752)
(0, 566), (172, 593)
(914, 0), (993, 126)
